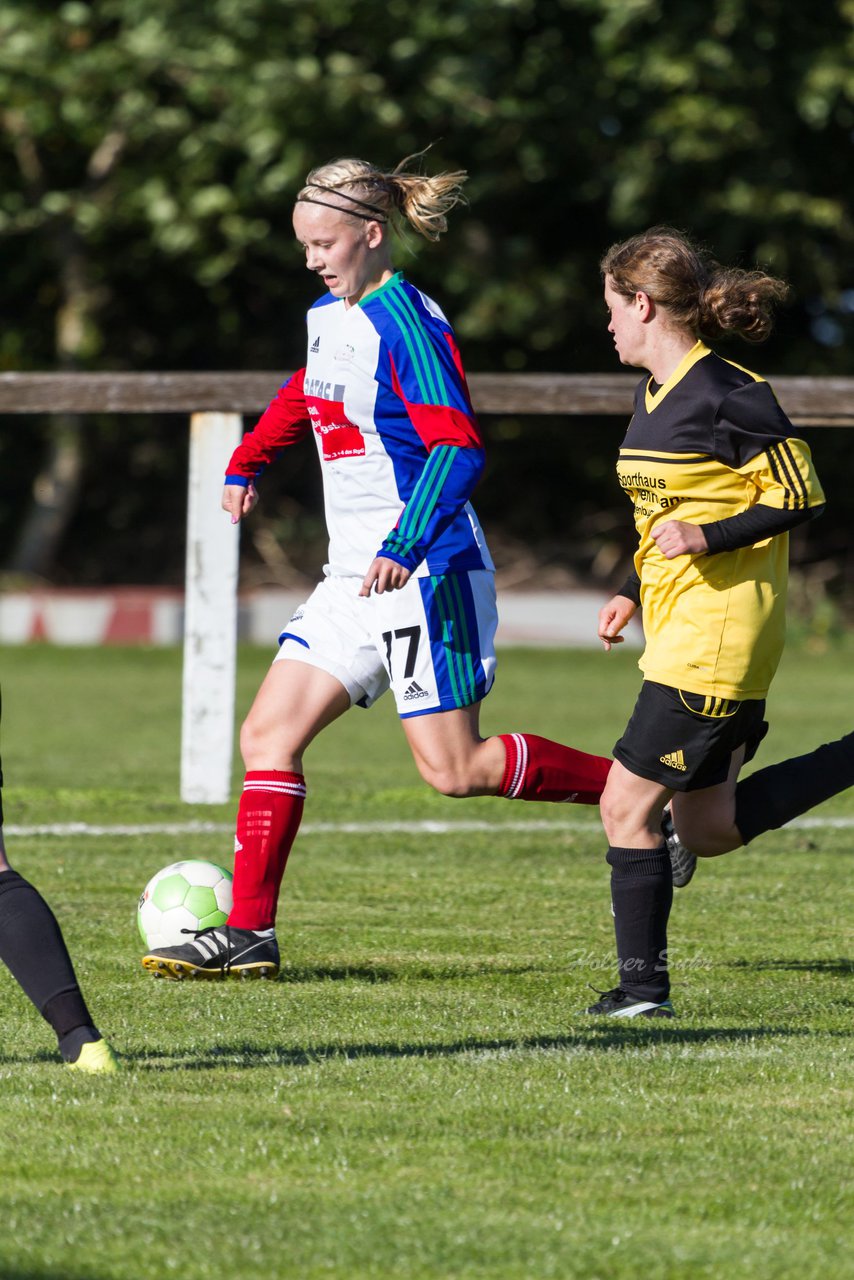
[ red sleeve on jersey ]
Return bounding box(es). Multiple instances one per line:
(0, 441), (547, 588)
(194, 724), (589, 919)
(388, 353), (483, 450)
(444, 331), (474, 393)
(225, 369), (311, 481)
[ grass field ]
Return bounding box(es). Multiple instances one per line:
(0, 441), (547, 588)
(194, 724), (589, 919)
(0, 641), (851, 1280)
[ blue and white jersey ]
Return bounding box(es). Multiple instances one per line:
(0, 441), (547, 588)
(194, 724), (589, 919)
(226, 273), (494, 579)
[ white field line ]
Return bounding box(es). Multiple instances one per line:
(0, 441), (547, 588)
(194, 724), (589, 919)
(5, 819), (601, 837)
(4, 815), (854, 838)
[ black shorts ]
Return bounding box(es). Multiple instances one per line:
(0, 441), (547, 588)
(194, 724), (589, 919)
(614, 680), (768, 792)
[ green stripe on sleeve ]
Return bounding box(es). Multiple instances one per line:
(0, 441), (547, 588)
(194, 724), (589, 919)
(388, 446), (458, 556)
(381, 282), (447, 405)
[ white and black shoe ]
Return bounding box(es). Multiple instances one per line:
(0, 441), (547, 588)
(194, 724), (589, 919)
(662, 806), (697, 888)
(584, 987), (675, 1018)
(142, 926), (280, 980)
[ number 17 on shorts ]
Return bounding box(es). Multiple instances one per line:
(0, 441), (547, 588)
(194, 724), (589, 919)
(376, 570), (498, 718)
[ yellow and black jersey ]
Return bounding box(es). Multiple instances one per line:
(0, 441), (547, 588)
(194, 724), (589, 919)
(617, 341), (825, 700)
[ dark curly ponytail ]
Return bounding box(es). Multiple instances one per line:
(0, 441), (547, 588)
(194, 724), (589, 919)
(601, 226), (789, 343)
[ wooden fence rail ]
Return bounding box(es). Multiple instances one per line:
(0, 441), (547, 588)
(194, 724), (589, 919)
(2, 370), (850, 802)
(0, 371), (852, 424)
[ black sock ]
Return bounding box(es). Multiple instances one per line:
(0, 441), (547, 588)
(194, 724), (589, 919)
(0, 870), (97, 1053)
(606, 845), (672, 1002)
(735, 731), (854, 844)
(57, 1024), (102, 1064)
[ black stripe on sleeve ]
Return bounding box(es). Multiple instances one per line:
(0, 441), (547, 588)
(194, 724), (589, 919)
(766, 446), (792, 511)
(777, 440), (808, 509)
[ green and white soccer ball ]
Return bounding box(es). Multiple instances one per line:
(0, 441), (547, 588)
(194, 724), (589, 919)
(137, 859), (233, 950)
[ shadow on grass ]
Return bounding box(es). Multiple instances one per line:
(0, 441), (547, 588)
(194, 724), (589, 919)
(0, 1272), (106, 1280)
(728, 957), (853, 975)
(0, 1272), (114, 1280)
(4, 1022), (841, 1071)
(280, 961), (546, 983)
(109, 1023), (817, 1072)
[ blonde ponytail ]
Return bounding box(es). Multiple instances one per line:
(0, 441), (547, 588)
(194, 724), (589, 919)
(297, 153), (467, 242)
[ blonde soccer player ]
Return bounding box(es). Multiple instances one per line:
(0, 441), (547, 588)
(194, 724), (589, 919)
(144, 154), (612, 980)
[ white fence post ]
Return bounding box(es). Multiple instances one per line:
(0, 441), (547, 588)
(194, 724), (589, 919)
(181, 411), (242, 803)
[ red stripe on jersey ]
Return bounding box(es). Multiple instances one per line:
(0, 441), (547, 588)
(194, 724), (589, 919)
(444, 331), (476, 400)
(389, 354), (483, 450)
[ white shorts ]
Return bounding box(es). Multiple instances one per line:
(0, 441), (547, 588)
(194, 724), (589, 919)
(273, 571), (498, 718)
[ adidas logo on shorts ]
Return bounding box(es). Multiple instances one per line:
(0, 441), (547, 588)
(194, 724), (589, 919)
(310, 335), (320, 352)
(403, 680), (430, 701)
(660, 749), (687, 772)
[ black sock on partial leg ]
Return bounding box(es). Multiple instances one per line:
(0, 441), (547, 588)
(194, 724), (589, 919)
(735, 731), (854, 844)
(0, 870), (99, 1058)
(606, 845), (673, 1003)
(57, 1023), (102, 1063)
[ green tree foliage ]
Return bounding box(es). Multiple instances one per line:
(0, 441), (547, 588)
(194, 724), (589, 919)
(1, 0), (852, 588)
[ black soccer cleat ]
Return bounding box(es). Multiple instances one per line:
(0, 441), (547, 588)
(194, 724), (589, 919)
(583, 987), (675, 1018)
(662, 806), (697, 888)
(142, 925), (280, 980)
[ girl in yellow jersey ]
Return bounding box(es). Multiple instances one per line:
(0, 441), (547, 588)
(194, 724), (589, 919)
(589, 226), (852, 1018)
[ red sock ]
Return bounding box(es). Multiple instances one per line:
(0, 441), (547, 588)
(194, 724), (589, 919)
(498, 733), (611, 804)
(227, 771), (306, 929)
